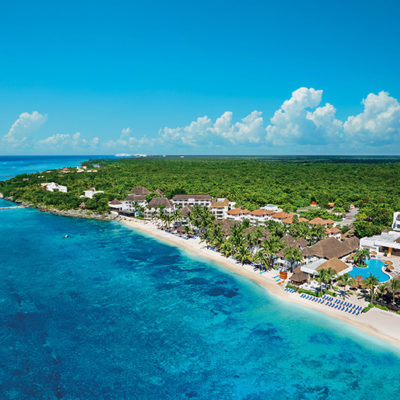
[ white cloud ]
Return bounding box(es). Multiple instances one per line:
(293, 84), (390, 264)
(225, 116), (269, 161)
(344, 91), (400, 143)
(104, 127), (156, 149)
(160, 110), (264, 146)
(3, 111), (47, 146)
(38, 132), (99, 149)
(265, 87), (342, 145)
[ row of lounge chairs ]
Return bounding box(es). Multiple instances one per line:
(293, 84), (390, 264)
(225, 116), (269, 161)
(285, 287), (295, 293)
(300, 294), (363, 315)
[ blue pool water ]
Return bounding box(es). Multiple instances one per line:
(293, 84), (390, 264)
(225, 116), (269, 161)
(1, 206), (400, 399)
(350, 258), (391, 283)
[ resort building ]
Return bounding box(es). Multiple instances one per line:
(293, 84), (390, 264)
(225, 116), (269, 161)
(303, 237), (359, 261)
(326, 226), (341, 239)
(226, 208), (252, 222)
(108, 199), (123, 212)
(271, 211), (294, 223)
(145, 197), (174, 219)
(40, 182), (68, 193)
(249, 209), (269, 226)
(392, 212), (400, 231)
(122, 194), (147, 213)
(360, 231), (400, 257)
(301, 257), (352, 277)
(179, 205), (193, 226)
(82, 187), (104, 199)
(262, 204), (281, 212)
(171, 194), (213, 208)
(210, 198), (235, 220)
(308, 217), (336, 227)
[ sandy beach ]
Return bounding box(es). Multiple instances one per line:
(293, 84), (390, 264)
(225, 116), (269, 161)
(120, 217), (400, 349)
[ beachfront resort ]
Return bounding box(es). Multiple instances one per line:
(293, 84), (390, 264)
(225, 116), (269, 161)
(103, 185), (400, 319)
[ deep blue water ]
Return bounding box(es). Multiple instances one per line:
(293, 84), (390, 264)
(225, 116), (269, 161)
(1, 157), (400, 399)
(0, 155), (114, 181)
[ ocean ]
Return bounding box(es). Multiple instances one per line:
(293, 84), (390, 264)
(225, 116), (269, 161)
(1, 156), (400, 399)
(0, 155), (114, 181)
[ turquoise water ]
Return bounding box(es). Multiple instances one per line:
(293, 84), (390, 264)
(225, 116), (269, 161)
(350, 259), (391, 283)
(0, 155), (114, 181)
(1, 206), (400, 399)
(1, 157), (400, 399)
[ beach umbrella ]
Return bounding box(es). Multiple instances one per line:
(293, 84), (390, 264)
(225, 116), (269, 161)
(385, 260), (393, 265)
(370, 251), (377, 255)
(386, 265), (394, 271)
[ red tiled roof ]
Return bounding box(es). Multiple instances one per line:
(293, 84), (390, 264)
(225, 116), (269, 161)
(309, 217), (326, 225)
(251, 209), (267, 216)
(227, 208), (243, 215)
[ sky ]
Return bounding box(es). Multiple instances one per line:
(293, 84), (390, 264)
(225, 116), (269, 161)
(0, 0), (399, 155)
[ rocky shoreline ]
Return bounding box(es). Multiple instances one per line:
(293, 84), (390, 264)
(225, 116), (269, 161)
(3, 196), (115, 221)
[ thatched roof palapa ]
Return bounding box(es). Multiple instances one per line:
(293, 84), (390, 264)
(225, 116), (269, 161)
(147, 197), (173, 209)
(290, 266), (308, 284)
(303, 237), (359, 260)
(131, 186), (150, 195)
(316, 257), (349, 274)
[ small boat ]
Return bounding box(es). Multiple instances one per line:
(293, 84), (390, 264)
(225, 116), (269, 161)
(64, 234), (69, 238)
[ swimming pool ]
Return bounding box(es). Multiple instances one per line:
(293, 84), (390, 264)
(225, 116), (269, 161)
(349, 258), (391, 283)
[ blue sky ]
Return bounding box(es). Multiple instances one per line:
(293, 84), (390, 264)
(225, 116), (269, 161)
(0, 0), (399, 155)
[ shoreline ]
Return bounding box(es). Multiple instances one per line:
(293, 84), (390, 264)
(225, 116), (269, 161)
(119, 217), (400, 349)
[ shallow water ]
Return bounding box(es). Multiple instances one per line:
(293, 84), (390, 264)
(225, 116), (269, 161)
(1, 206), (400, 399)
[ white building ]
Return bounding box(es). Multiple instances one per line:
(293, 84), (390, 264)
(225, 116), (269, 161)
(360, 231), (400, 257)
(41, 182), (68, 193)
(262, 204), (281, 212)
(210, 198), (235, 220)
(122, 194), (147, 213)
(82, 187), (104, 199)
(392, 212), (400, 231)
(301, 257), (352, 277)
(249, 209), (269, 226)
(171, 194), (212, 208)
(144, 197), (174, 219)
(108, 199), (123, 211)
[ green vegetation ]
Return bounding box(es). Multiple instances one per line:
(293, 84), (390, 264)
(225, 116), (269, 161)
(1, 157), (399, 236)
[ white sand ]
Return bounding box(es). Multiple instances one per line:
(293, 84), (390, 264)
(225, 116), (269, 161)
(120, 217), (400, 348)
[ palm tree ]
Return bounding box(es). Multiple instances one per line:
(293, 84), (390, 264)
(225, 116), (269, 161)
(311, 225), (326, 243)
(366, 275), (380, 302)
(283, 247), (303, 272)
(337, 273), (352, 297)
(212, 225), (224, 249)
(322, 267), (336, 292)
(220, 240), (232, 257)
(315, 270), (326, 293)
(253, 249), (269, 270)
(261, 235), (285, 269)
(353, 249), (369, 265)
(235, 245), (252, 265)
(389, 279), (400, 306)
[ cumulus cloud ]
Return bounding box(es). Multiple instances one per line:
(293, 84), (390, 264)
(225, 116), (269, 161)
(344, 91), (400, 143)
(3, 111), (47, 146)
(160, 110), (264, 146)
(265, 87), (342, 145)
(104, 127), (156, 149)
(38, 132), (99, 149)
